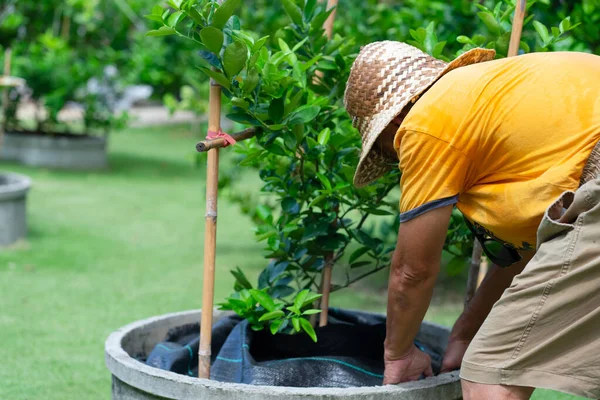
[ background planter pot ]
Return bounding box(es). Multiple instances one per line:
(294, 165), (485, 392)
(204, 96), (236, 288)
(0, 172), (31, 246)
(1, 131), (108, 170)
(105, 309), (462, 400)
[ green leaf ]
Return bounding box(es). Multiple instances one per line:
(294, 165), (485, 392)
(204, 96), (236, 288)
(361, 207), (394, 216)
(271, 284), (295, 298)
(317, 128), (330, 145)
(185, 5), (204, 26)
(268, 260), (288, 282)
(252, 36), (270, 53)
(533, 21), (550, 45)
(456, 35), (471, 44)
(292, 37), (308, 52)
(226, 111), (261, 125)
(291, 317), (301, 332)
(492, 1), (503, 17)
(212, 0), (241, 29)
(477, 11), (502, 36)
(349, 246), (370, 263)
(198, 67), (231, 90)
(472, 34), (487, 46)
(287, 105), (320, 125)
(302, 309), (321, 315)
(200, 27), (224, 53)
(144, 14), (163, 22)
(278, 38), (291, 52)
(287, 305), (301, 315)
(432, 41), (446, 58)
(166, 0), (182, 9)
(316, 173), (332, 191)
(281, 197), (300, 214)
(304, 0), (317, 19)
(268, 97), (285, 122)
(270, 319), (283, 335)
(285, 90), (304, 116)
(559, 17), (571, 33)
(300, 318), (317, 342)
(294, 289), (310, 310)
(551, 26), (560, 39)
(250, 289), (276, 312)
(258, 310), (285, 322)
(302, 293), (322, 307)
(243, 68), (259, 95)
(230, 267), (253, 289)
(308, 194), (327, 208)
(282, 131), (297, 150)
(231, 97), (249, 109)
(239, 149), (266, 166)
(167, 11), (183, 27)
(229, 15), (241, 31)
(350, 261), (371, 269)
(146, 26), (176, 36)
(255, 204), (272, 222)
(282, 0), (303, 26)
(152, 5), (163, 15)
(223, 40), (248, 77)
(494, 31), (510, 55)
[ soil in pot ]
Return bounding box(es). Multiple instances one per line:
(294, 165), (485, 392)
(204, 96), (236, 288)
(145, 309), (442, 388)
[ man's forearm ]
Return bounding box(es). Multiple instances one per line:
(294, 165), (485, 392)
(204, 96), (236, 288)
(384, 262), (439, 360)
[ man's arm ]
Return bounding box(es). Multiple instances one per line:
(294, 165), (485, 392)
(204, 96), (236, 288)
(441, 251), (534, 372)
(384, 204), (453, 384)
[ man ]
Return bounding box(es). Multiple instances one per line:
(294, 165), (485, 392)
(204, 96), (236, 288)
(344, 41), (600, 399)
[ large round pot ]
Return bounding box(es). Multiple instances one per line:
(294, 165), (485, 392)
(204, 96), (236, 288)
(0, 172), (31, 246)
(1, 131), (107, 170)
(105, 309), (462, 400)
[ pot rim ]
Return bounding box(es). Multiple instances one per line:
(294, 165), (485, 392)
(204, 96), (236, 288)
(0, 172), (31, 201)
(105, 309), (460, 398)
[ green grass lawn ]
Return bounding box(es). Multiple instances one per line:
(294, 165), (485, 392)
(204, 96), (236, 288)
(0, 125), (582, 399)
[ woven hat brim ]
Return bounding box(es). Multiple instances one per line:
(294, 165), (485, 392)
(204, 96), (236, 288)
(353, 47), (495, 188)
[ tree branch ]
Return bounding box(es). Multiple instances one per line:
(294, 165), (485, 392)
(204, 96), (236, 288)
(196, 127), (256, 152)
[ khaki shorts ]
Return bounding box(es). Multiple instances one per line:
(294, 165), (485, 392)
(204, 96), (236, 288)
(461, 177), (600, 399)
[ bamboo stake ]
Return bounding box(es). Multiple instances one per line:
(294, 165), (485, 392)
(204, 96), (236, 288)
(466, 1), (526, 304)
(316, 0), (339, 328)
(319, 255), (334, 327)
(464, 241), (482, 310)
(508, 0), (527, 57)
(477, 256), (489, 288)
(198, 83), (223, 380)
(323, 0), (338, 39)
(0, 48), (12, 151)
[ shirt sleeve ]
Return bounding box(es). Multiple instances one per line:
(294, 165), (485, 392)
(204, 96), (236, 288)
(398, 130), (473, 222)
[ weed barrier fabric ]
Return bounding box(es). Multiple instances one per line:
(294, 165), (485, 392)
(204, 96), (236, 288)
(145, 309), (442, 388)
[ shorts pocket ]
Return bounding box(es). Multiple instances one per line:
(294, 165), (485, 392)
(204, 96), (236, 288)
(537, 191), (576, 248)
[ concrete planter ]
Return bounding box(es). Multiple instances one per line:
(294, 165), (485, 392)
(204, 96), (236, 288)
(1, 131), (107, 170)
(0, 172), (31, 246)
(105, 309), (462, 400)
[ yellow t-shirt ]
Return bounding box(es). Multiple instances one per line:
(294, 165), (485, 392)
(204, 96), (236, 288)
(395, 52), (600, 249)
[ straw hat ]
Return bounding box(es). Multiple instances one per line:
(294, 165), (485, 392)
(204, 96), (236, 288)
(344, 41), (495, 187)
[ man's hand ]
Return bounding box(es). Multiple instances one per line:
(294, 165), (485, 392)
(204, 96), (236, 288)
(441, 338), (470, 373)
(383, 345), (433, 384)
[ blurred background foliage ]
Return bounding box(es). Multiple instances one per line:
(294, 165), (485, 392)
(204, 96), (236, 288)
(0, 0), (598, 272)
(1, 0), (598, 113)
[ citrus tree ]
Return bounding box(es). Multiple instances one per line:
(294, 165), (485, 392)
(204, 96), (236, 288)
(146, 0), (581, 338)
